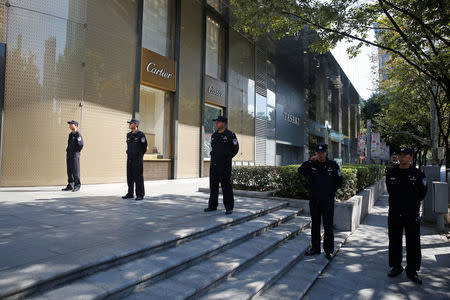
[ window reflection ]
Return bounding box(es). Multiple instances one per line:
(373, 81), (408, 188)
(139, 85), (172, 160)
(256, 93), (267, 119)
(203, 104), (223, 159)
(142, 0), (174, 57)
(206, 16), (224, 80)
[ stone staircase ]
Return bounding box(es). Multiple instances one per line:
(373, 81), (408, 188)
(5, 201), (351, 300)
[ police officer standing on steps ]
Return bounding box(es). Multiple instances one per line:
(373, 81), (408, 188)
(204, 116), (239, 215)
(386, 147), (427, 284)
(62, 120), (83, 192)
(122, 119), (148, 201)
(298, 144), (343, 260)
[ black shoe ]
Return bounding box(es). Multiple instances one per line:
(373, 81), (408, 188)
(135, 196), (144, 201)
(305, 249), (321, 256)
(387, 266), (403, 277)
(204, 207), (217, 212)
(406, 272), (422, 284)
(62, 187), (72, 191)
(225, 210), (233, 215)
(122, 194), (134, 199)
(325, 252), (332, 260)
(72, 186), (80, 192)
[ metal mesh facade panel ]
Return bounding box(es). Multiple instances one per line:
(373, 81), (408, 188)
(1, 6), (84, 185)
(255, 117), (266, 166)
(1, 1), (137, 186)
(0, 4), (6, 43)
(265, 139), (276, 166)
(236, 133), (254, 162)
(70, 0), (137, 184)
(178, 0), (202, 128)
(255, 48), (267, 97)
(176, 0), (202, 178)
(228, 29), (255, 163)
(177, 123), (200, 178)
(9, 0), (87, 23)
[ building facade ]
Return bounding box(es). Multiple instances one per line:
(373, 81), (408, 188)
(0, 0), (361, 186)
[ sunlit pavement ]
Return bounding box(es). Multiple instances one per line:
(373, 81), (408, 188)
(0, 178), (286, 295)
(304, 196), (450, 300)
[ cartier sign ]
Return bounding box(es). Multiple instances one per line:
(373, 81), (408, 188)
(141, 48), (176, 92)
(205, 75), (226, 107)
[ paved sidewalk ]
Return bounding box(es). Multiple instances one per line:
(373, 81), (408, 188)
(304, 196), (450, 300)
(0, 178), (286, 295)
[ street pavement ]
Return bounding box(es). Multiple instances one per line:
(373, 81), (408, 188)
(1, 180), (448, 299)
(304, 196), (450, 300)
(0, 178), (287, 296)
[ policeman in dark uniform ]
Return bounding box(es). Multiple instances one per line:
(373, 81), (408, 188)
(298, 144), (343, 259)
(204, 116), (239, 215)
(62, 120), (83, 192)
(386, 147), (427, 284)
(122, 119), (148, 201)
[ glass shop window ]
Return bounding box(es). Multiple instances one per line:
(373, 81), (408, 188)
(142, 0), (175, 57)
(205, 16), (225, 80)
(203, 103), (223, 159)
(139, 85), (172, 160)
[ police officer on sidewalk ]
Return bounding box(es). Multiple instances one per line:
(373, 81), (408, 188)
(298, 144), (343, 259)
(122, 119), (147, 201)
(62, 120), (83, 192)
(204, 116), (239, 215)
(386, 147), (427, 284)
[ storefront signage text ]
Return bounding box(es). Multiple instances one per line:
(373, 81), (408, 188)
(208, 85), (223, 97)
(146, 62), (173, 79)
(283, 112), (300, 126)
(141, 48), (176, 92)
(205, 75), (226, 107)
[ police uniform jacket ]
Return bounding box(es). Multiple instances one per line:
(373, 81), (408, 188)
(126, 130), (147, 158)
(66, 131), (83, 155)
(386, 165), (427, 215)
(298, 159), (343, 201)
(210, 129), (239, 167)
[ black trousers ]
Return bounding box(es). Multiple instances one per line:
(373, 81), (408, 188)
(66, 152), (81, 188)
(127, 156), (145, 197)
(309, 197), (334, 254)
(208, 164), (234, 211)
(388, 211), (421, 272)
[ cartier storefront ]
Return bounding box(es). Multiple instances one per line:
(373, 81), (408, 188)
(0, 0), (361, 186)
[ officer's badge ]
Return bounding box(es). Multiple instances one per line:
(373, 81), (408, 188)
(141, 137), (146, 143)
(77, 137), (82, 141)
(233, 139), (238, 145)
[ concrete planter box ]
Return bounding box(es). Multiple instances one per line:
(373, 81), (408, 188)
(199, 177), (387, 233)
(270, 177), (386, 232)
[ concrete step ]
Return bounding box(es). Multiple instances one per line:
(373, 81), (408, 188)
(196, 230), (311, 300)
(29, 207), (301, 299)
(123, 216), (311, 300)
(2, 200), (288, 299)
(255, 231), (352, 300)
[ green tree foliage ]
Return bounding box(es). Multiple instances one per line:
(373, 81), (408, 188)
(375, 57), (449, 166)
(230, 0), (449, 98)
(231, 0), (449, 165)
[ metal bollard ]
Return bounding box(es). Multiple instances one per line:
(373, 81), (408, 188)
(432, 181), (449, 232)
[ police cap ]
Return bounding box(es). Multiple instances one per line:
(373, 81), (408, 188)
(398, 147), (413, 155)
(213, 116), (227, 123)
(127, 118), (139, 126)
(67, 120), (79, 126)
(315, 143), (328, 152)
